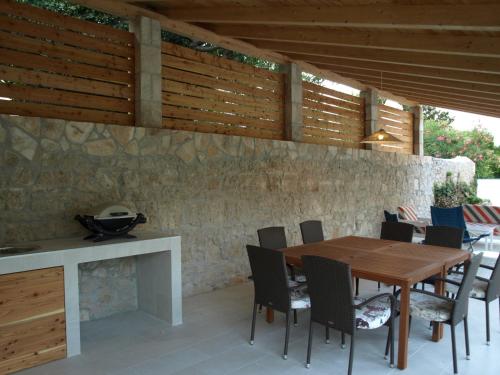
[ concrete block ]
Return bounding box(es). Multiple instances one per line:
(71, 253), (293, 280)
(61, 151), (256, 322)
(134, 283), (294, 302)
(284, 63), (303, 142)
(131, 16), (162, 128)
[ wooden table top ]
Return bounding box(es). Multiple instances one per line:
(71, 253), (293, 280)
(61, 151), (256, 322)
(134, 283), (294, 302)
(283, 235), (471, 286)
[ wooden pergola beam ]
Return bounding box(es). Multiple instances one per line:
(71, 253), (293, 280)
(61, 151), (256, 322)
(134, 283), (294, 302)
(388, 90), (500, 115)
(383, 89), (500, 112)
(331, 75), (500, 113)
(285, 53), (500, 87)
(383, 95), (500, 118)
(69, 0), (288, 64)
(244, 40), (500, 74)
(162, 4), (500, 31)
(357, 82), (500, 110)
(314, 66), (500, 97)
(205, 24), (500, 58)
(324, 71), (500, 106)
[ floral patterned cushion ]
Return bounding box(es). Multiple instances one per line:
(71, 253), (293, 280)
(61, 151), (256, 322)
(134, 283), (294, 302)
(291, 286), (311, 310)
(354, 296), (392, 330)
(409, 291), (453, 322)
(288, 279), (301, 288)
(445, 273), (488, 299)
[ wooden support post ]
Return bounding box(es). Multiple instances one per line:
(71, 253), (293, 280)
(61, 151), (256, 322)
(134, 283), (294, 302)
(412, 105), (424, 156)
(284, 63), (303, 142)
(130, 16), (162, 128)
(362, 88), (379, 150)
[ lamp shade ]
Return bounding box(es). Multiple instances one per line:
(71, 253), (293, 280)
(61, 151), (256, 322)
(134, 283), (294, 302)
(360, 129), (402, 144)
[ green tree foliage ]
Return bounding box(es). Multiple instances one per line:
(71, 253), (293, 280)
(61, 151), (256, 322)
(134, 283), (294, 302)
(424, 119), (500, 178)
(301, 72), (324, 85)
(22, 0), (283, 72)
(18, 0), (128, 29)
(160, 33), (282, 71)
(423, 105), (455, 125)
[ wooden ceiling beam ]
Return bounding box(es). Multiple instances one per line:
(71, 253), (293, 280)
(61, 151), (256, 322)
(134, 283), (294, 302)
(324, 70), (500, 105)
(358, 83), (500, 110)
(244, 40), (500, 74)
(327, 74), (500, 113)
(205, 24), (500, 58)
(162, 4), (500, 31)
(378, 87), (500, 115)
(313, 66), (500, 97)
(380, 94), (500, 118)
(68, 0), (288, 63)
(285, 53), (500, 87)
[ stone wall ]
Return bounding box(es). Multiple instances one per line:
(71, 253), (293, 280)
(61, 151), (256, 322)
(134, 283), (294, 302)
(0, 115), (475, 320)
(432, 156), (476, 184)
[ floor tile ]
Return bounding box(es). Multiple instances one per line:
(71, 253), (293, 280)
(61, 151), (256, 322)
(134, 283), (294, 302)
(17, 242), (500, 375)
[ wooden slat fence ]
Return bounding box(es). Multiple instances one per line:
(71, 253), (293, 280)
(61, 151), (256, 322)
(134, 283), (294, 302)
(0, 0), (134, 126)
(376, 104), (414, 154)
(302, 81), (364, 148)
(161, 42), (285, 140)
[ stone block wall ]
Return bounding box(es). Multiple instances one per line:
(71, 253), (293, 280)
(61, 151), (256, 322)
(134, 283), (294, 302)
(0, 115), (475, 320)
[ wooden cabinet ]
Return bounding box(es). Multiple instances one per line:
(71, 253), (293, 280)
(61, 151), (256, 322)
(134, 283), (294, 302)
(0, 267), (66, 374)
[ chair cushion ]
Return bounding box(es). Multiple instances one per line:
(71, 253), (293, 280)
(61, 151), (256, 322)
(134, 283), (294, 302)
(288, 279), (304, 288)
(408, 291), (453, 322)
(291, 286), (310, 310)
(398, 206), (426, 233)
(445, 273), (488, 299)
(354, 296), (392, 330)
(463, 205), (500, 230)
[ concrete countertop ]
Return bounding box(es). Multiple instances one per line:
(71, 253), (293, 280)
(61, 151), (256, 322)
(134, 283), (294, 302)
(0, 232), (180, 275)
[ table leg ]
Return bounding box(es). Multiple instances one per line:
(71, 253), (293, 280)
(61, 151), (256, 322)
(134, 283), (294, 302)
(397, 283), (410, 370)
(432, 268), (446, 341)
(266, 307), (274, 323)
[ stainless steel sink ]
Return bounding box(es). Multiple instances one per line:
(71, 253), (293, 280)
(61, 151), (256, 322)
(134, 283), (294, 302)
(0, 245), (41, 255)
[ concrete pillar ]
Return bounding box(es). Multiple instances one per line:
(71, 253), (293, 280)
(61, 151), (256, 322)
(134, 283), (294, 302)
(412, 105), (424, 156)
(362, 88), (379, 150)
(130, 16), (162, 128)
(283, 63), (303, 142)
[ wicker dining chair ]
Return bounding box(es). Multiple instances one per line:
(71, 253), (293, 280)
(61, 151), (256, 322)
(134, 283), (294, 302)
(445, 254), (500, 345)
(302, 255), (396, 375)
(404, 253), (483, 374)
(424, 225), (465, 249)
(257, 226), (305, 324)
(246, 245), (310, 360)
(384, 210), (398, 222)
(257, 226), (288, 251)
(300, 220), (324, 244)
(420, 226), (464, 291)
(380, 221), (414, 243)
(257, 225), (304, 282)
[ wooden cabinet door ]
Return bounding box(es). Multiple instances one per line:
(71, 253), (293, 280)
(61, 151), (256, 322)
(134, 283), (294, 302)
(0, 267), (66, 374)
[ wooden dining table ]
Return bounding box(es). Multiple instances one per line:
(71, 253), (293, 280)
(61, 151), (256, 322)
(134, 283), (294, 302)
(270, 235), (471, 370)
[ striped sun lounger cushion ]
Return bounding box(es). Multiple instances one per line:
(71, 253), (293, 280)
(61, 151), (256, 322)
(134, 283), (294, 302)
(463, 204), (500, 236)
(397, 205), (425, 234)
(398, 206), (419, 222)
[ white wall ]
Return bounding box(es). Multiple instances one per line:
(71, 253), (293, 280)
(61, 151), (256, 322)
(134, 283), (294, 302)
(477, 179), (500, 206)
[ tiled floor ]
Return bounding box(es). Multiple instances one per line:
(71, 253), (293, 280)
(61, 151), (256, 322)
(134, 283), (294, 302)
(20, 243), (499, 375)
